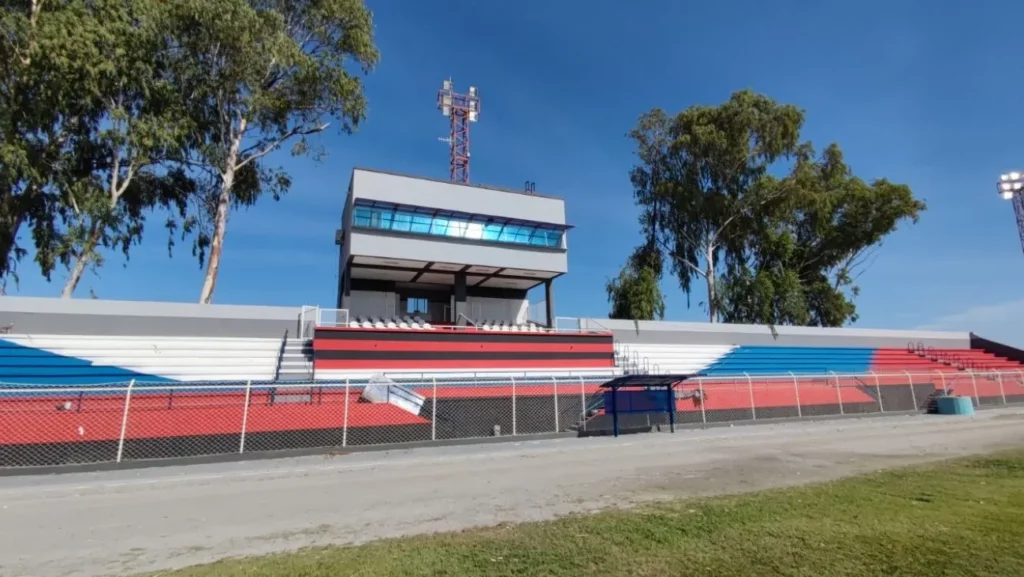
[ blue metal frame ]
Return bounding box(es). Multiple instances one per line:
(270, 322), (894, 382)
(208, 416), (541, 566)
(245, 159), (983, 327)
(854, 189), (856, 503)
(600, 374), (693, 437)
(350, 199), (569, 249)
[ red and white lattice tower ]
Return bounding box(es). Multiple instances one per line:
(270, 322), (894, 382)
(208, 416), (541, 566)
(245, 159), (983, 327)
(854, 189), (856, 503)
(437, 79), (480, 184)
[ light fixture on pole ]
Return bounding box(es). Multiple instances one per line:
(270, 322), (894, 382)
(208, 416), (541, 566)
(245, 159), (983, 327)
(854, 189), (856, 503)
(997, 171), (1024, 255)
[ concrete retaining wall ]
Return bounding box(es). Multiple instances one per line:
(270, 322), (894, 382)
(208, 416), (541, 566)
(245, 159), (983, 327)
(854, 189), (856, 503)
(0, 297), (301, 338)
(581, 318), (970, 349)
(0, 297), (971, 349)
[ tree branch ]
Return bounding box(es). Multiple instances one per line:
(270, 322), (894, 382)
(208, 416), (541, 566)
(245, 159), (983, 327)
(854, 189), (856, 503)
(235, 122), (329, 170)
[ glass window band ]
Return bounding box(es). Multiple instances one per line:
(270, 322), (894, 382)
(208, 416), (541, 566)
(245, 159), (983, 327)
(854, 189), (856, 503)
(351, 205), (564, 248)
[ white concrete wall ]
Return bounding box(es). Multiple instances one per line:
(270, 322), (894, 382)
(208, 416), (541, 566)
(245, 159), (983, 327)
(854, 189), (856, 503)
(0, 296), (299, 337)
(348, 230), (568, 274)
(351, 169), (567, 225)
(344, 290), (399, 319)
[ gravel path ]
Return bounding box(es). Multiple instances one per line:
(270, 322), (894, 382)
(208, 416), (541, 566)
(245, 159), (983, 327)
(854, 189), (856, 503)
(2, 409), (1024, 577)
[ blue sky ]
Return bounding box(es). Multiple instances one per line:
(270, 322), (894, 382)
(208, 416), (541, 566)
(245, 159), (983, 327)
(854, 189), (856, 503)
(11, 0), (1024, 343)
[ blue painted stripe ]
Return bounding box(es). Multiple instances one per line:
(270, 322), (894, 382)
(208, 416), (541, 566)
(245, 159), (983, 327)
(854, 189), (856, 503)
(0, 339), (174, 385)
(701, 346), (876, 376)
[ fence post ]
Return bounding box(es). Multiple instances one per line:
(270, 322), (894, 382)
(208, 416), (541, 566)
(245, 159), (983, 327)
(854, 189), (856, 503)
(969, 371), (980, 407)
(789, 371), (801, 418)
(744, 372), (756, 420)
(239, 379), (252, 454)
(830, 371), (844, 415)
(870, 370), (883, 413)
(511, 376), (517, 436)
(578, 376), (586, 431)
(698, 377), (707, 427)
(116, 379), (136, 463)
(431, 378), (438, 442)
(342, 378), (350, 447)
(903, 371), (917, 411)
(996, 372), (1007, 405)
(552, 377), (560, 432)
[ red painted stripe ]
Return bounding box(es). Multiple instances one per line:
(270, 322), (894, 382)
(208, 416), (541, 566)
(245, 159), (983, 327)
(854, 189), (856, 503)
(313, 358), (615, 369)
(314, 340), (613, 353)
(316, 327), (613, 337)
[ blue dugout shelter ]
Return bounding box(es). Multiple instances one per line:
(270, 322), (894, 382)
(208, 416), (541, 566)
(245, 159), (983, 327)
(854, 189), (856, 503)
(598, 373), (697, 437)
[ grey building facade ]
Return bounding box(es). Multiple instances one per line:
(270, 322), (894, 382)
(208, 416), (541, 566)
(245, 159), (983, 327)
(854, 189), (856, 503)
(336, 169), (570, 326)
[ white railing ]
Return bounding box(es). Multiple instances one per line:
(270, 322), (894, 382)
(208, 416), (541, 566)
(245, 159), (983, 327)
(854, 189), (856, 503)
(315, 308), (350, 328)
(304, 309), (609, 334)
(1, 368), (1020, 469)
(298, 305), (319, 338)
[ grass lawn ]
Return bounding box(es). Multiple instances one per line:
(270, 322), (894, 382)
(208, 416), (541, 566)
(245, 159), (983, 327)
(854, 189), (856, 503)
(156, 450), (1024, 577)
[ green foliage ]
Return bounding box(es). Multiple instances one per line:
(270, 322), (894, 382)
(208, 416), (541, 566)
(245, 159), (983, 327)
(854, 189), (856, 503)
(0, 0), (114, 284)
(606, 245), (665, 320)
(53, 0), (197, 297)
(628, 90), (925, 326)
(162, 0), (379, 302)
(716, 143), (926, 326)
(0, 0), (378, 298)
(629, 90), (804, 321)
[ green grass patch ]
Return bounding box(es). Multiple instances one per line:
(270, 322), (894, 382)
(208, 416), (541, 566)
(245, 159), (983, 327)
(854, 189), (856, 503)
(157, 451), (1024, 577)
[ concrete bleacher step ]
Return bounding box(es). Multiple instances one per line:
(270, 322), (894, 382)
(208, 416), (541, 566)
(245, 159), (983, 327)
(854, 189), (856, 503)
(276, 339), (313, 381)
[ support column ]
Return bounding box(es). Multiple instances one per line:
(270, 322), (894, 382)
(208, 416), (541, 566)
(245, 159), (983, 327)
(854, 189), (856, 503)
(336, 256), (351, 310)
(545, 279), (555, 328)
(454, 272), (467, 325)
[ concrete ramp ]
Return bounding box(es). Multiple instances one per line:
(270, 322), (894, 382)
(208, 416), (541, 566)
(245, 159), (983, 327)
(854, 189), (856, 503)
(361, 375), (426, 415)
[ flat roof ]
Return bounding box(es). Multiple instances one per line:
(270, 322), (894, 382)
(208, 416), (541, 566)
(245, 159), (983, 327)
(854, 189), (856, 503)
(351, 167), (565, 201)
(599, 374), (696, 388)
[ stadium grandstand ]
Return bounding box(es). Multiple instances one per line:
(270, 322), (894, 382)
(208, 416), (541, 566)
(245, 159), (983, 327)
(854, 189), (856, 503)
(1, 168), (1023, 468)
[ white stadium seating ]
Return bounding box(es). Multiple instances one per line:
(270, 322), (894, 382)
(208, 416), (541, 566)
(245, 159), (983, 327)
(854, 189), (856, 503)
(615, 343), (734, 375)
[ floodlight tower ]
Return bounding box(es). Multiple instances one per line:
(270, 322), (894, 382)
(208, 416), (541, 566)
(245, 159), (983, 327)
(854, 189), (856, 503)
(997, 171), (1024, 255)
(437, 79), (480, 184)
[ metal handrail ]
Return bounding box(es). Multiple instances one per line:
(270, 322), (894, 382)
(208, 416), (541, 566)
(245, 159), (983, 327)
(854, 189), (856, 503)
(272, 330), (289, 382)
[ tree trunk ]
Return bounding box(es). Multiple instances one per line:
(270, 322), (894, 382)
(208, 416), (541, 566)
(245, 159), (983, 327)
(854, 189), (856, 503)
(61, 223), (101, 298)
(198, 176), (233, 304)
(705, 244), (717, 323)
(199, 122), (246, 304)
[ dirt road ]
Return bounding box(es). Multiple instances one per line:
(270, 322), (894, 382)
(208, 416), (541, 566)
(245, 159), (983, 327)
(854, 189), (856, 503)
(2, 409), (1023, 577)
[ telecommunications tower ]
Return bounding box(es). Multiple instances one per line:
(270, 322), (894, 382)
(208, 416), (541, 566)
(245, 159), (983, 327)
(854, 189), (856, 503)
(437, 79), (480, 184)
(997, 171), (1024, 255)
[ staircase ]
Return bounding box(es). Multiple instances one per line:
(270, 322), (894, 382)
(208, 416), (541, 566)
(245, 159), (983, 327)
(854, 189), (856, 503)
(905, 341), (1024, 375)
(924, 388), (948, 413)
(614, 343), (660, 375)
(276, 338), (314, 381)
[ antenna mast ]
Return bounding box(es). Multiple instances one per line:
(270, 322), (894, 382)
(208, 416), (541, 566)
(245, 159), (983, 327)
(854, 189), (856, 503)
(437, 79), (480, 184)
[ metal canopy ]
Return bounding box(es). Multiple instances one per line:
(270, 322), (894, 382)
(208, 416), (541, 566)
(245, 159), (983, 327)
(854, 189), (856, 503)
(598, 374), (695, 389)
(598, 373), (697, 437)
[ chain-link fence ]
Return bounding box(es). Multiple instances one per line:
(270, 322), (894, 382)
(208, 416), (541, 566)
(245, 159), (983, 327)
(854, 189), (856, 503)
(1, 369), (1019, 469)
